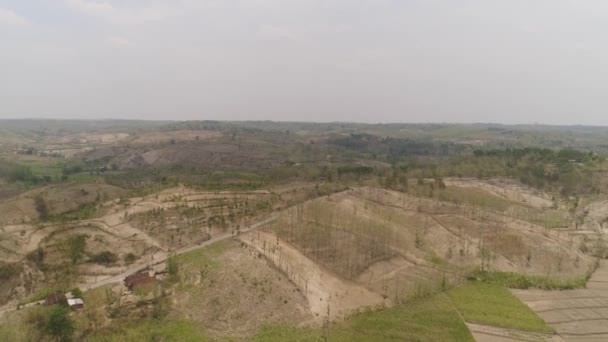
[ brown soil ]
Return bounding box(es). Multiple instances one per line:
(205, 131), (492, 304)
(444, 178), (555, 209)
(172, 240), (314, 337)
(240, 231), (387, 323)
(0, 183), (125, 225)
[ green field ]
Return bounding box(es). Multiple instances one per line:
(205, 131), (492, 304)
(253, 293), (473, 341)
(84, 320), (209, 342)
(447, 281), (553, 333)
(328, 294), (474, 341)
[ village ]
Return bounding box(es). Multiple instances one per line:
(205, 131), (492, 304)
(33, 267), (166, 313)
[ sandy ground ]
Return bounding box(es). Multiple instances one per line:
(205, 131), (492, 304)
(240, 231), (387, 322)
(581, 199), (608, 231)
(513, 261), (608, 342)
(174, 240), (314, 337)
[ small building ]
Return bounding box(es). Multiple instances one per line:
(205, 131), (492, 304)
(124, 272), (154, 291)
(67, 298), (84, 309)
(45, 292), (67, 306)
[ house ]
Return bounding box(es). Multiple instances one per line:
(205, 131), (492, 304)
(45, 292), (67, 306)
(67, 298), (84, 309)
(124, 272), (154, 291)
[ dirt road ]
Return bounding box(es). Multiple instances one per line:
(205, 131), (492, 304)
(0, 214), (279, 319)
(87, 213), (278, 290)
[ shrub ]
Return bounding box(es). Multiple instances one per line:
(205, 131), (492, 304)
(0, 263), (21, 281)
(46, 305), (74, 342)
(26, 248), (45, 266)
(34, 195), (49, 221)
(89, 251), (118, 265)
(167, 256), (179, 282)
(71, 288), (82, 298)
(67, 234), (88, 265)
(124, 253), (137, 264)
(472, 271), (587, 290)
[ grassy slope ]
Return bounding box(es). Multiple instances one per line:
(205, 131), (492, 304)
(22, 240), (472, 342)
(85, 320), (209, 342)
(447, 281), (553, 333)
(254, 293), (473, 342)
(329, 294), (474, 342)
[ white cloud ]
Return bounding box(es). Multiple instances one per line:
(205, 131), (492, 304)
(106, 36), (131, 47)
(257, 25), (296, 41)
(65, 0), (115, 16)
(65, 0), (175, 25)
(0, 7), (29, 26)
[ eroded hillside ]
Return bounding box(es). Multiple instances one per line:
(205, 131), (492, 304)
(2, 120), (608, 341)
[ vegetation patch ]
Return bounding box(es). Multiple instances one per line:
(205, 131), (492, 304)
(253, 323), (321, 342)
(329, 294), (474, 341)
(253, 294), (473, 341)
(170, 240), (227, 291)
(173, 240), (226, 272)
(0, 263), (22, 281)
(447, 281), (553, 333)
(89, 251), (119, 265)
(86, 319), (208, 342)
(472, 271), (589, 290)
(49, 203), (98, 222)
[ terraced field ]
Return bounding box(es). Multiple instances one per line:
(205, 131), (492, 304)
(513, 261), (608, 341)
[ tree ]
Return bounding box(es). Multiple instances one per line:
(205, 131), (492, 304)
(46, 305), (74, 342)
(35, 195), (49, 221)
(26, 247), (45, 266)
(71, 288), (82, 298)
(67, 235), (88, 265)
(167, 255), (179, 282)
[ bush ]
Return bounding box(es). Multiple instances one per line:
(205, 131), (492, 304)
(34, 195), (49, 221)
(71, 288), (82, 298)
(0, 263), (21, 281)
(124, 253), (137, 264)
(89, 251), (118, 265)
(472, 271), (587, 290)
(167, 256), (179, 282)
(67, 234), (88, 265)
(46, 305), (74, 342)
(26, 248), (45, 266)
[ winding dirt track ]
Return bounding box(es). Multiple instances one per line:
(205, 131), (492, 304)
(87, 214), (278, 290)
(0, 214), (279, 319)
(513, 261), (608, 342)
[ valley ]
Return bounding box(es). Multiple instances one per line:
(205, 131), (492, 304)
(1, 120), (608, 341)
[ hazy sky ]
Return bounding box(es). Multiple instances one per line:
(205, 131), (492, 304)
(1, 1), (608, 124)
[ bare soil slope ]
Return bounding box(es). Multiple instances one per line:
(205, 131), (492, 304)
(261, 186), (593, 304)
(0, 183), (125, 225)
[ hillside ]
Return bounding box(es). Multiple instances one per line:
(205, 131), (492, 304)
(1, 120), (608, 341)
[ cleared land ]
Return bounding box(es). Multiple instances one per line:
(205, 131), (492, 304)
(3, 120), (608, 341)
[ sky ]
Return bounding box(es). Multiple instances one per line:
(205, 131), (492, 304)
(1, 1), (608, 125)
